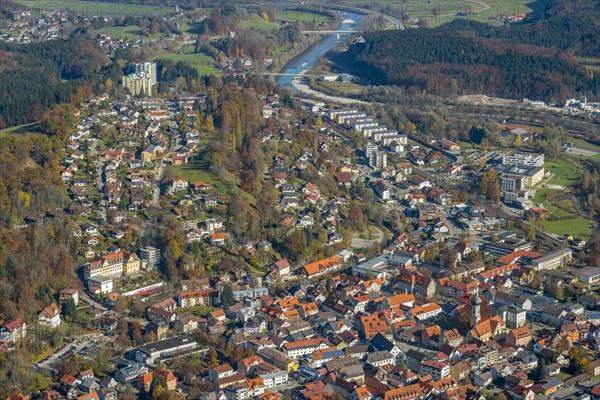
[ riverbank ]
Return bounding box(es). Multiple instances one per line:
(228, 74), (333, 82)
(291, 71), (367, 105)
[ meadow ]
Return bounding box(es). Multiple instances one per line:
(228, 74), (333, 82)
(17, 0), (174, 17)
(98, 25), (162, 40)
(541, 218), (593, 240)
(0, 122), (40, 138)
(152, 53), (220, 76)
(367, 0), (545, 27)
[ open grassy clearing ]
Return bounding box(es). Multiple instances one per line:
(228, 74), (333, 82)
(18, 0), (174, 16)
(152, 53), (221, 75)
(98, 25), (162, 40)
(544, 157), (581, 187)
(0, 122), (41, 138)
(541, 218), (593, 239)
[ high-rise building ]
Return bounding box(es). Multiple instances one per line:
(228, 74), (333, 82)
(122, 62), (157, 96)
(135, 62), (157, 85)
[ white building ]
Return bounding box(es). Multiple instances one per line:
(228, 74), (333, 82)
(87, 275), (113, 294)
(502, 152), (544, 167)
(421, 360), (450, 380)
(38, 303), (61, 328)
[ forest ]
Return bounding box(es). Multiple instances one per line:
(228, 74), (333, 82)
(0, 36), (118, 128)
(334, 0), (599, 102)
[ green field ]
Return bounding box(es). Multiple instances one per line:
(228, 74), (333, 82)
(544, 157), (581, 187)
(273, 10), (330, 23)
(0, 122), (41, 138)
(98, 25), (162, 40)
(18, 0), (174, 16)
(398, 0), (544, 27)
(152, 53), (220, 75)
(541, 218), (593, 239)
(166, 164), (231, 196)
(567, 136), (600, 152)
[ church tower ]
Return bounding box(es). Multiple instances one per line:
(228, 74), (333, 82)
(471, 289), (482, 326)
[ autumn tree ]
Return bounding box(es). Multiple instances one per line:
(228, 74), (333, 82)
(39, 104), (78, 140)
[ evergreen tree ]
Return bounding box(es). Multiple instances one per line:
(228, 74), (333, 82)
(539, 357), (547, 379)
(221, 284), (235, 307)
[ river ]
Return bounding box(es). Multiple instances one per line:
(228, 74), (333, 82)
(276, 11), (366, 91)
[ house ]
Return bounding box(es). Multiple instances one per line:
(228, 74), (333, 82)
(210, 233), (226, 246)
(421, 360), (450, 380)
(171, 178), (189, 191)
(0, 319), (27, 344)
(505, 326), (532, 347)
(38, 303), (61, 328)
(272, 259), (291, 276)
(370, 333), (403, 362)
(396, 273), (436, 299)
(59, 289), (79, 306)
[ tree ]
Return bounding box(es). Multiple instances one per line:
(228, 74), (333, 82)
(194, 110), (203, 131)
(150, 378), (166, 398)
(205, 114), (215, 133)
(206, 347), (218, 368)
(221, 284), (235, 307)
(539, 357), (547, 379)
(61, 298), (77, 322)
(39, 104), (78, 140)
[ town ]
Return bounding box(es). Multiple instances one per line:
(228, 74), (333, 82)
(0, 0), (599, 400)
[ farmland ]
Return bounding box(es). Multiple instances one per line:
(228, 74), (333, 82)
(17, 0), (174, 16)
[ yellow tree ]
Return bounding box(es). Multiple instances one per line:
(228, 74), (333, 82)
(205, 115), (215, 133)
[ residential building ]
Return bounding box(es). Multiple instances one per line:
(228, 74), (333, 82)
(139, 246), (161, 269)
(37, 303), (61, 328)
(178, 289), (220, 307)
(0, 319), (27, 343)
(409, 302), (442, 321)
(421, 360), (450, 380)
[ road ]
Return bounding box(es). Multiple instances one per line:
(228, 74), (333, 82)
(36, 334), (102, 372)
(80, 291), (107, 311)
(90, 139), (107, 223)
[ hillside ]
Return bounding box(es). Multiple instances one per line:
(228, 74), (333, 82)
(334, 1), (599, 102)
(0, 37), (112, 128)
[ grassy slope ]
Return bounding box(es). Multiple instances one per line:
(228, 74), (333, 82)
(0, 122), (40, 138)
